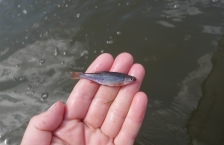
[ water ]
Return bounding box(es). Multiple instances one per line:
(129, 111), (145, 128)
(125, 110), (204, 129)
(0, 0), (224, 144)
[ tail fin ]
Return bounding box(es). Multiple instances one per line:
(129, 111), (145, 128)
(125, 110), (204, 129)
(70, 72), (83, 79)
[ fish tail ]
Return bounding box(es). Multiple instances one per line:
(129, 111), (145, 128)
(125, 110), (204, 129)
(70, 72), (83, 79)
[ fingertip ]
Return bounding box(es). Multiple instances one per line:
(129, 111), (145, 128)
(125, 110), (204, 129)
(134, 92), (148, 108)
(110, 52), (134, 72)
(129, 64), (145, 77)
(33, 101), (65, 131)
(47, 101), (65, 111)
(86, 53), (114, 73)
(117, 52), (133, 60)
(101, 53), (114, 59)
(116, 52), (134, 63)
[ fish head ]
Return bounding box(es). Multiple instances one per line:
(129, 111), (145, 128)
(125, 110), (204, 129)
(123, 75), (136, 85)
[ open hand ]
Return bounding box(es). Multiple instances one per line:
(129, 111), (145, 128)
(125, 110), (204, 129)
(21, 52), (148, 145)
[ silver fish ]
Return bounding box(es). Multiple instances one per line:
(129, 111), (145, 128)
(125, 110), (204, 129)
(71, 71), (136, 86)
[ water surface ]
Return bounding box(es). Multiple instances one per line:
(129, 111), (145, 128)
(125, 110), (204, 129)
(0, 0), (224, 144)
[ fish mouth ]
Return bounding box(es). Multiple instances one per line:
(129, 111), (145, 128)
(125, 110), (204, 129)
(132, 77), (136, 81)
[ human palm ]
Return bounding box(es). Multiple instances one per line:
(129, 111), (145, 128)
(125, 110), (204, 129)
(21, 53), (147, 145)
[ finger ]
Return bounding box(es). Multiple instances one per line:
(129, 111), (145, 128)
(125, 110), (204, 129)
(65, 53), (114, 120)
(21, 101), (65, 145)
(114, 92), (148, 145)
(101, 64), (145, 137)
(84, 52), (133, 128)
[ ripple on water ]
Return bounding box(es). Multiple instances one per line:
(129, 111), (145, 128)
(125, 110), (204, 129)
(212, 0), (220, 2)
(4, 138), (10, 145)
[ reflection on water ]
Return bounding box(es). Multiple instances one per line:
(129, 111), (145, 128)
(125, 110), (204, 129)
(0, 0), (224, 144)
(137, 52), (213, 145)
(187, 39), (224, 145)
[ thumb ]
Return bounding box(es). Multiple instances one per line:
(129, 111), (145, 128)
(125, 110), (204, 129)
(21, 101), (65, 145)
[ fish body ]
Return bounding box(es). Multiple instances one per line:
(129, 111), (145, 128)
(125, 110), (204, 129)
(71, 71), (136, 86)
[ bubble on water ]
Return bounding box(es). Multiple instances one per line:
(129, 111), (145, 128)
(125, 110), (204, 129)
(36, 80), (40, 84)
(172, 4), (180, 9)
(212, 0), (220, 2)
(106, 40), (114, 44)
(23, 9), (27, 14)
(31, 91), (35, 95)
(27, 85), (32, 90)
(100, 50), (104, 53)
(61, 61), (64, 65)
(116, 31), (121, 35)
(76, 13), (81, 18)
(32, 73), (35, 77)
(105, 36), (114, 44)
(58, 4), (60, 7)
(15, 64), (20, 67)
(63, 51), (67, 55)
(39, 59), (45, 65)
(0, 135), (2, 139)
(4, 138), (10, 144)
(54, 48), (59, 56)
(18, 5), (21, 8)
(41, 93), (48, 100)
(19, 76), (24, 81)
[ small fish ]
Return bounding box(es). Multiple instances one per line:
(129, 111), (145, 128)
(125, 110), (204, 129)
(71, 71), (136, 86)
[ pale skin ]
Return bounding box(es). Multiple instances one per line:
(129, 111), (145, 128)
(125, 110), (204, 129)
(21, 52), (148, 145)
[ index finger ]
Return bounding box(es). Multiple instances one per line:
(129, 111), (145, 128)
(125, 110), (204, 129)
(65, 53), (114, 120)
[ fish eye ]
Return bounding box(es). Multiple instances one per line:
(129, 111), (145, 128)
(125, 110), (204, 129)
(130, 78), (134, 81)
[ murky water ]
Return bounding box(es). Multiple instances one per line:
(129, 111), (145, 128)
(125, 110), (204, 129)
(0, 0), (224, 145)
